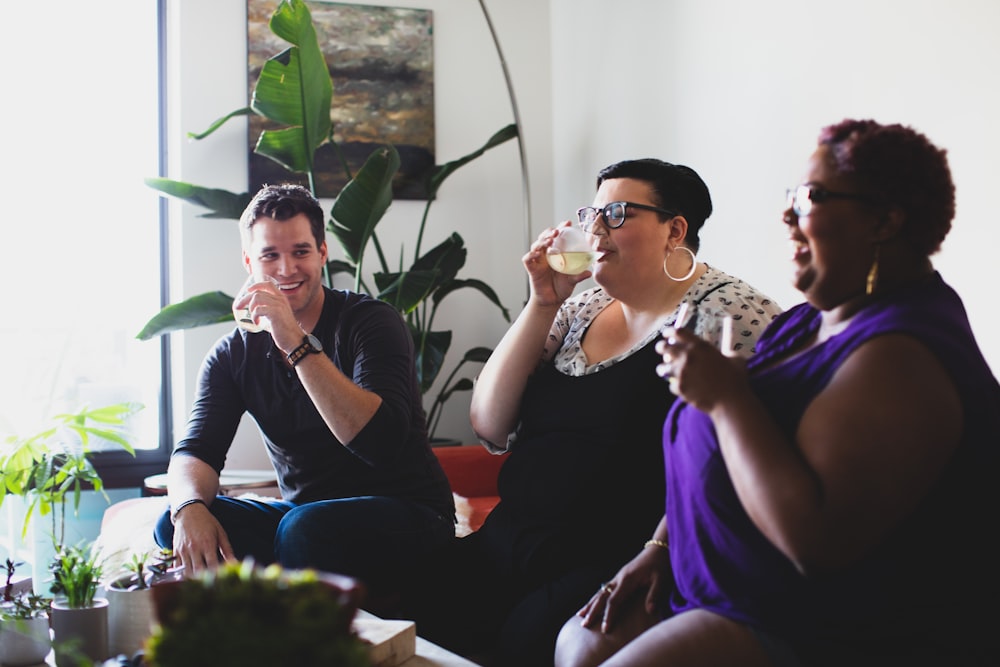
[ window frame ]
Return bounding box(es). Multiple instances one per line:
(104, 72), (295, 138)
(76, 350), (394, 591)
(93, 0), (172, 489)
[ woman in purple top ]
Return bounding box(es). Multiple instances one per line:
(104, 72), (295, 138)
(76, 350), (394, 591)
(555, 120), (1000, 667)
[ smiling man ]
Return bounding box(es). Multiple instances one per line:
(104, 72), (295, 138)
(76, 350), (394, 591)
(154, 184), (455, 597)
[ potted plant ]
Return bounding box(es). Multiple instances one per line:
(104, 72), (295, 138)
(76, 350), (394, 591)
(0, 402), (141, 589)
(47, 540), (109, 667)
(138, 0), (513, 440)
(144, 559), (370, 667)
(2, 558), (31, 601)
(0, 558), (52, 667)
(105, 548), (176, 659)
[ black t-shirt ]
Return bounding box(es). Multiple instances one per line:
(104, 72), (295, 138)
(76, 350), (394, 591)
(173, 287), (454, 519)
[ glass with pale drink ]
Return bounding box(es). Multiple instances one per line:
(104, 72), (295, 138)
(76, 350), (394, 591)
(546, 225), (596, 275)
(233, 271), (278, 333)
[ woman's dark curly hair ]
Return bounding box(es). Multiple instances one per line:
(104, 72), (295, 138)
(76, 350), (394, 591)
(818, 119), (955, 256)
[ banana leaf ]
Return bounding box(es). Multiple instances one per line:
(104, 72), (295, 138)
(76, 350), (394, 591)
(143, 178), (250, 220)
(136, 292), (234, 340)
(328, 146), (400, 268)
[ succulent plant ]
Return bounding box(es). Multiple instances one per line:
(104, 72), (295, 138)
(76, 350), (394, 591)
(144, 559), (370, 667)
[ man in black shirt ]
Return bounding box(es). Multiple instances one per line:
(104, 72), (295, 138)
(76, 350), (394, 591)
(154, 184), (454, 593)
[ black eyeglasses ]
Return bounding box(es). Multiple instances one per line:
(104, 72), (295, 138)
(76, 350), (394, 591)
(576, 201), (677, 234)
(786, 184), (881, 217)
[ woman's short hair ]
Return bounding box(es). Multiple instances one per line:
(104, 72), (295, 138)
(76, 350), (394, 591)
(239, 183), (326, 251)
(596, 158), (712, 253)
(818, 119), (955, 256)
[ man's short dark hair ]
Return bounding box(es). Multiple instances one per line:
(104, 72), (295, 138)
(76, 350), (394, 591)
(239, 183), (326, 251)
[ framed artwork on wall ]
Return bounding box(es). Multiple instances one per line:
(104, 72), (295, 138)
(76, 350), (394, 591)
(247, 0), (435, 199)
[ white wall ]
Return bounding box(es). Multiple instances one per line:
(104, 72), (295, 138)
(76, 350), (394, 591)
(168, 0), (553, 466)
(551, 0), (1000, 372)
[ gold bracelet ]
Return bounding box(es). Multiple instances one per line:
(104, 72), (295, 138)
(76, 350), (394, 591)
(644, 539), (669, 551)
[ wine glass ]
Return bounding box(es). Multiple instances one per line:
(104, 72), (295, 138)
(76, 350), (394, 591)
(658, 303), (735, 393)
(233, 271), (278, 333)
(546, 225), (596, 275)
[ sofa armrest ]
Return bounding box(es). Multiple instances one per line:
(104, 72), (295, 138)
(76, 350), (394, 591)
(433, 445), (507, 498)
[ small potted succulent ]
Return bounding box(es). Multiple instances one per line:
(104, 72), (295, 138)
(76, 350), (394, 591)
(144, 559), (371, 667)
(105, 548), (177, 658)
(48, 540), (109, 667)
(0, 557), (52, 667)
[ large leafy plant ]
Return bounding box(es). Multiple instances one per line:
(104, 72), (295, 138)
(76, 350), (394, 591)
(139, 0), (513, 438)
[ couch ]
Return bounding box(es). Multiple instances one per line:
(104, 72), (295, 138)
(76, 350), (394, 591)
(433, 444), (506, 536)
(96, 445), (507, 574)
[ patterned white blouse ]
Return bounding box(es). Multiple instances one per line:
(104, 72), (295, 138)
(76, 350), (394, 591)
(543, 264), (782, 375)
(482, 265), (782, 452)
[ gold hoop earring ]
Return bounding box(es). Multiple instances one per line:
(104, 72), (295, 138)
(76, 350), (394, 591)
(866, 245), (880, 296)
(663, 246), (697, 282)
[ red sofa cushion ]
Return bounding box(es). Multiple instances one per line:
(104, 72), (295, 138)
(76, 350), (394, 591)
(433, 445), (507, 498)
(433, 445), (507, 533)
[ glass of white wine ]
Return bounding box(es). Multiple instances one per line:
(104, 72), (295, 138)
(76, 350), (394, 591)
(546, 225), (596, 275)
(233, 271), (278, 333)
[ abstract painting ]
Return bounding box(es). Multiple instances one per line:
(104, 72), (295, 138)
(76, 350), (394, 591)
(247, 0), (435, 199)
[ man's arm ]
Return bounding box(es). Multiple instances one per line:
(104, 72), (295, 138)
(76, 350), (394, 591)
(166, 454), (235, 574)
(288, 346), (382, 444)
(268, 297), (416, 454)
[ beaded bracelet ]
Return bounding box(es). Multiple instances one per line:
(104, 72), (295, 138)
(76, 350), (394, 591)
(170, 498), (208, 525)
(644, 539), (670, 551)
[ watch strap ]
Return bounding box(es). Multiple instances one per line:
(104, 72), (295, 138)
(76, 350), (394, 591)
(287, 335), (321, 367)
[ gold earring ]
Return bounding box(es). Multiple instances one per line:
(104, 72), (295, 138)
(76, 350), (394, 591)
(866, 245), (880, 296)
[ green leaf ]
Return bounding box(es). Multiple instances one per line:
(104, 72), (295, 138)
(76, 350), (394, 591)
(426, 123), (519, 198)
(412, 233), (467, 286)
(329, 146), (400, 264)
(135, 292), (234, 340)
(266, 1), (332, 142)
(326, 259), (357, 276)
(432, 278), (511, 322)
(250, 0), (332, 175)
(415, 329), (452, 392)
(459, 346), (494, 364)
(187, 107), (254, 141)
(373, 269), (438, 314)
(144, 178), (251, 220)
(255, 126), (312, 174)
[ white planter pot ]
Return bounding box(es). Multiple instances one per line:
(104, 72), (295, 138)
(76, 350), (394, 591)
(50, 598), (109, 667)
(106, 585), (156, 659)
(0, 615), (52, 667)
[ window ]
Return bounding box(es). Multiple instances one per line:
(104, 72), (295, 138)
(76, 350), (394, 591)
(1, 1), (168, 487)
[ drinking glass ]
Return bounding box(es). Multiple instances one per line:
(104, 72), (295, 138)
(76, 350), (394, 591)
(233, 271), (278, 333)
(546, 225), (596, 275)
(658, 302), (735, 393)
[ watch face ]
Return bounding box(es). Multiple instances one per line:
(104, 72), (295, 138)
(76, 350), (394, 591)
(306, 334), (323, 353)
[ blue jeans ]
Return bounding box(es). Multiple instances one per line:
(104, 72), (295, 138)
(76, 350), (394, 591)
(154, 495), (454, 592)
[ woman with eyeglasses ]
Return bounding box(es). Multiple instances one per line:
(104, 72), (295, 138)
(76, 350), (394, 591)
(556, 121), (999, 667)
(394, 158), (780, 665)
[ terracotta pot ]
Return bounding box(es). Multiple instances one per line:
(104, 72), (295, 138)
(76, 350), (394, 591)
(107, 585), (156, 658)
(50, 598), (109, 667)
(0, 615), (52, 667)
